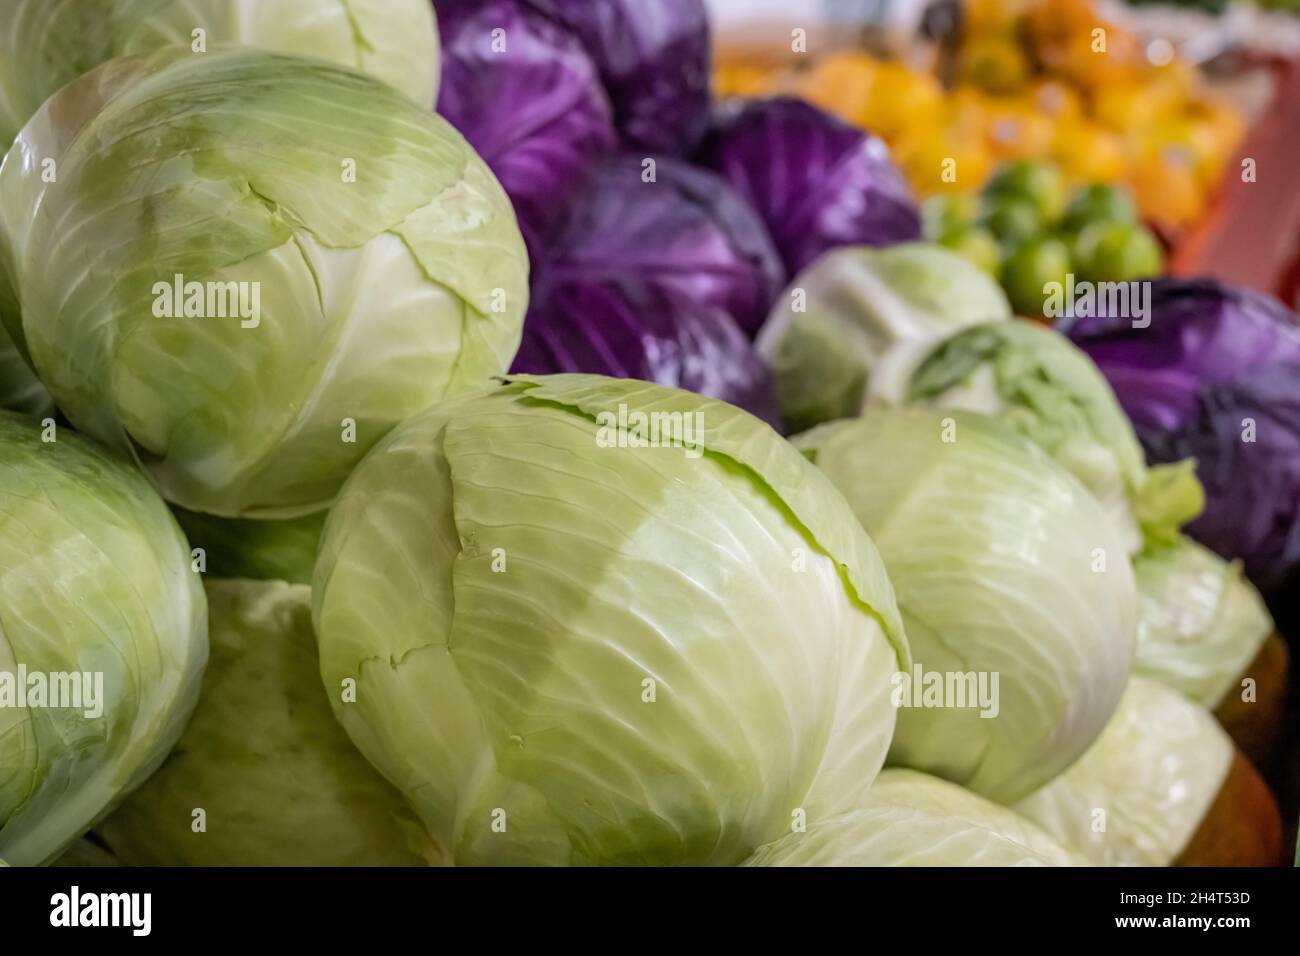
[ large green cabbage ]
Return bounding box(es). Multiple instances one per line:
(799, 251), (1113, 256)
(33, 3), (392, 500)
(743, 769), (1081, 866)
(1015, 676), (1232, 866)
(0, 412), (207, 866)
(756, 243), (1010, 434)
(868, 319), (1204, 553)
(795, 409), (1136, 802)
(313, 374), (909, 866)
(1133, 537), (1273, 709)
(0, 47), (528, 518)
(0, 0), (440, 148)
(97, 579), (438, 866)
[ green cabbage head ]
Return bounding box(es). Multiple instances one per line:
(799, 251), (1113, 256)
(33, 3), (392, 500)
(0, 412), (207, 866)
(756, 243), (1010, 435)
(313, 374), (909, 866)
(0, 47), (528, 518)
(794, 408), (1136, 802)
(97, 579), (439, 866)
(0, 0), (440, 148)
(1133, 537), (1273, 709)
(1015, 676), (1232, 866)
(743, 769), (1081, 866)
(868, 319), (1204, 553)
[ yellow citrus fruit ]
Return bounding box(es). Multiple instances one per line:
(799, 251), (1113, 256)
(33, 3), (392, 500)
(981, 97), (1055, 160)
(1132, 149), (1204, 230)
(1093, 81), (1178, 133)
(1032, 80), (1084, 123)
(798, 52), (879, 126)
(860, 61), (945, 140)
(960, 34), (1032, 94)
(1053, 121), (1128, 183)
(895, 127), (994, 197)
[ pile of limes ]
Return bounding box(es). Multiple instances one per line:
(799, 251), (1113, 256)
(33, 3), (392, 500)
(923, 159), (1165, 318)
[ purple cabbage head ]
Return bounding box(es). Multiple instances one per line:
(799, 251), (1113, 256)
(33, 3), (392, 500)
(1065, 278), (1300, 594)
(509, 154), (785, 423)
(697, 97), (923, 275)
(525, 0), (712, 154)
(512, 280), (782, 427)
(435, 0), (617, 257)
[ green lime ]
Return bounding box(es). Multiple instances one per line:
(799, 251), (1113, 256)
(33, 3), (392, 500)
(981, 159), (1068, 225)
(1000, 237), (1073, 318)
(1074, 221), (1164, 283)
(978, 196), (1044, 247)
(939, 226), (1001, 276)
(1061, 183), (1138, 234)
(921, 193), (979, 241)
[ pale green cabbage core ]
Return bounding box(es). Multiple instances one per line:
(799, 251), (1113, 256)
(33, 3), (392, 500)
(867, 319), (1204, 555)
(744, 769), (1081, 866)
(0, 411), (207, 866)
(756, 243), (1011, 435)
(97, 579), (438, 866)
(795, 409), (1136, 803)
(313, 374), (909, 866)
(0, 47), (527, 518)
(1133, 537), (1273, 709)
(1015, 676), (1233, 866)
(0, 0), (440, 147)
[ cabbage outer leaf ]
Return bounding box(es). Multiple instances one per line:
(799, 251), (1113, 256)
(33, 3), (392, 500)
(0, 48), (526, 517)
(870, 320), (1204, 554)
(795, 409), (1135, 802)
(313, 374), (907, 865)
(1133, 537), (1273, 708)
(0, 0), (440, 147)
(97, 579), (438, 866)
(0, 412), (207, 866)
(743, 769), (1082, 866)
(1015, 676), (1233, 866)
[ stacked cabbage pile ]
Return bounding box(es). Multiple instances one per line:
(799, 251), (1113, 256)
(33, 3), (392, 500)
(0, 0), (1291, 868)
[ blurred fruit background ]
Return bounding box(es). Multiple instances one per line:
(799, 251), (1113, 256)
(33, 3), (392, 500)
(713, 0), (1300, 311)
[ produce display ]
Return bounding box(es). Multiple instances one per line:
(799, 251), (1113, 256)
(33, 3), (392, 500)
(0, 0), (1298, 880)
